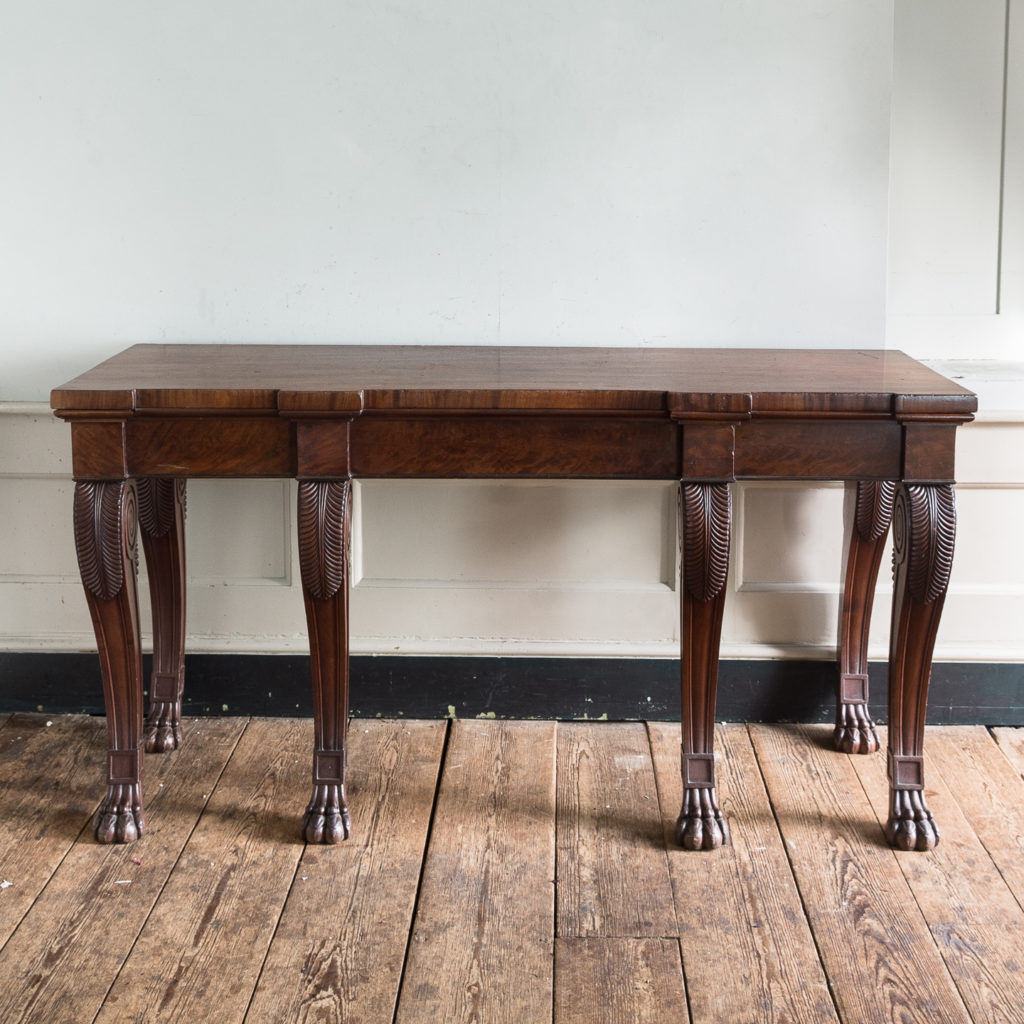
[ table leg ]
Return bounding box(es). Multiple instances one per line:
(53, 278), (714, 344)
(885, 482), (956, 851)
(835, 480), (894, 754)
(73, 479), (145, 843)
(139, 478), (187, 753)
(297, 479), (352, 843)
(676, 481), (731, 850)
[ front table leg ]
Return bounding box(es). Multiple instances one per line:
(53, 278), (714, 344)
(297, 479), (352, 843)
(676, 482), (731, 850)
(73, 480), (146, 843)
(139, 478), (187, 753)
(835, 480), (895, 755)
(886, 483), (957, 851)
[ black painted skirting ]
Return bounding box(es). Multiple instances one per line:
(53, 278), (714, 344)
(1, 653), (1022, 725)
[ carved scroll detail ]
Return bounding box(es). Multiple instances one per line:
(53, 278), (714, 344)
(74, 481), (138, 600)
(681, 482), (731, 603)
(855, 480), (896, 543)
(893, 484), (957, 604)
(138, 478), (186, 538)
(298, 480), (350, 601)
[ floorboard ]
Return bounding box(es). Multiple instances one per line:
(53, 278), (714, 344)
(92, 718), (311, 1024)
(0, 714), (105, 946)
(650, 722), (839, 1024)
(556, 722), (676, 938)
(395, 719), (556, 1024)
(750, 723), (972, 1024)
(850, 726), (1024, 1024)
(554, 938), (687, 1023)
(243, 719), (446, 1024)
(0, 716), (246, 1024)
(2, 716), (1023, 1023)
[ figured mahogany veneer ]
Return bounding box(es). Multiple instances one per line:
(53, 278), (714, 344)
(53, 344), (976, 851)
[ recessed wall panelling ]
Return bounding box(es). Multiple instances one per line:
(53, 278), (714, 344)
(0, 478), (79, 580)
(182, 480), (291, 584)
(353, 480), (676, 588)
(736, 484), (845, 591)
(887, 0), (1006, 317)
(3, 411), (1024, 658)
(1001, 0), (1024, 315)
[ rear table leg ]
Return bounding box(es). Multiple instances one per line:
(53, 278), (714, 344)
(298, 479), (352, 844)
(835, 481), (894, 755)
(139, 478), (187, 753)
(676, 482), (731, 850)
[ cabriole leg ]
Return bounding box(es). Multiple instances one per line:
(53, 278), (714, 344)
(139, 478), (187, 753)
(886, 483), (956, 851)
(74, 479), (145, 843)
(677, 481), (731, 850)
(835, 480), (894, 754)
(298, 478), (352, 844)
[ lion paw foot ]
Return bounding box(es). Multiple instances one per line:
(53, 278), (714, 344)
(834, 702), (879, 755)
(94, 784), (145, 844)
(144, 701), (182, 753)
(886, 789), (939, 851)
(675, 787), (729, 850)
(303, 784), (351, 844)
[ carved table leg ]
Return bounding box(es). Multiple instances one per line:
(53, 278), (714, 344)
(298, 479), (352, 843)
(835, 480), (894, 754)
(676, 482), (731, 850)
(885, 483), (956, 851)
(74, 480), (146, 843)
(139, 478), (187, 753)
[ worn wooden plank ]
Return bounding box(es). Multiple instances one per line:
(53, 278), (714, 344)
(396, 719), (556, 1024)
(649, 722), (838, 1024)
(244, 719), (446, 1024)
(554, 938), (687, 1023)
(749, 724), (972, 1024)
(0, 716), (247, 1024)
(929, 923), (1024, 1024)
(926, 727), (1024, 913)
(0, 714), (105, 945)
(850, 727), (1024, 1023)
(992, 726), (1024, 780)
(92, 718), (312, 1024)
(850, 727), (1024, 926)
(556, 722), (676, 938)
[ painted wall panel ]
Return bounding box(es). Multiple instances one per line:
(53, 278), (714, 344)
(3, 408), (1021, 661)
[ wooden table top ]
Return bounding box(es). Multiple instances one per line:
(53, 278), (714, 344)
(51, 344), (977, 419)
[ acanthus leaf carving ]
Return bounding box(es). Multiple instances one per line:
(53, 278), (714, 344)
(298, 479), (350, 601)
(855, 480), (895, 543)
(681, 482), (731, 603)
(74, 480), (138, 600)
(892, 483), (956, 605)
(137, 477), (186, 538)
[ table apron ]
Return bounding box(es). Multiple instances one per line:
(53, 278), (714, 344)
(71, 414), (948, 483)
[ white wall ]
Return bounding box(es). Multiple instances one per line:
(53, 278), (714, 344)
(2, 1), (892, 401)
(3, 2), (1022, 663)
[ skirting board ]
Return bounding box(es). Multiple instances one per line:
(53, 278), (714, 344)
(1, 654), (1022, 725)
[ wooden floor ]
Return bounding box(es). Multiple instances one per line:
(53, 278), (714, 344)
(2, 716), (1024, 1023)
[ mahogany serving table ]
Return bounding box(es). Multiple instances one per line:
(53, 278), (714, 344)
(52, 345), (977, 851)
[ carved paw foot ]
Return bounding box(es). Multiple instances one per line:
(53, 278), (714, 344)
(144, 702), (183, 753)
(302, 784), (351, 844)
(885, 789), (939, 851)
(834, 702), (880, 755)
(94, 784), (146, 844)
(675, 787), (729, 850)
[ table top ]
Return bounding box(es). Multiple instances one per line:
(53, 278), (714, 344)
(51, 344), (977, 419)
